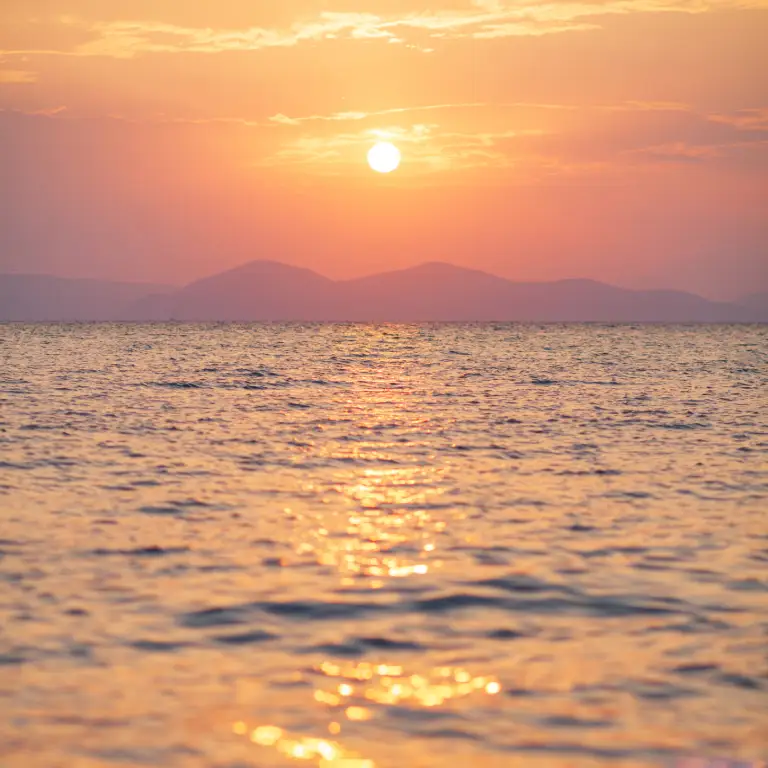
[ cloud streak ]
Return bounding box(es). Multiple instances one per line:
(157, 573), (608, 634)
(268, 102), (573, 126)
(0, 69), (37, 83)
(709, 108), (768, 131)
(259, 100), (768, 176)
(267, 100), (701, 128)
(4, 0), (766, 59)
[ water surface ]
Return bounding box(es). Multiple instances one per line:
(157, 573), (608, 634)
(1, 323), (767, 767)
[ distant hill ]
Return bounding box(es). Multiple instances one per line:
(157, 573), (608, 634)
(337, 262), (748, 322)
(1, 262), (765, 322)
(0, 274), (173, 321)
(164, 260), (338, 321)
(737, 292), (768, 314)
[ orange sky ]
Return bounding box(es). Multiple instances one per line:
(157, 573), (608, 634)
(1, 0), (766, 298)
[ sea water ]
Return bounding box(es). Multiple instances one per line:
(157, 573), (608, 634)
(1, 323), (766, 767)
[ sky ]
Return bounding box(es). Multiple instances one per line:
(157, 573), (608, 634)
(1, 0), (766, 299)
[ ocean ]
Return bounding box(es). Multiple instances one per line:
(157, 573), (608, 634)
(1, 323), (766, 768)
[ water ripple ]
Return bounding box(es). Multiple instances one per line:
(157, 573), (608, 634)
(1, 322), (766, 768)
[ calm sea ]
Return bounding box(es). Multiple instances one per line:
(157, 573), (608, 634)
(1, 323), (766, 768)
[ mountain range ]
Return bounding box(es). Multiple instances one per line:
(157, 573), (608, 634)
(1, 261), (766, 323)
(0, 274), (173, 322)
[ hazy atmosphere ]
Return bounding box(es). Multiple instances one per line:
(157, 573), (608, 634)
(1, 0), (767, 298)
(2, 4), (767, 768)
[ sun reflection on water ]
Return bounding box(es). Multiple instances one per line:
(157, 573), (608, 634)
(286, 464), (451, 583)
(233, 721), (374, 767)
(233, 660), (503, 766)
(233, 381), (505, 764)
(315, 660), (502, 709)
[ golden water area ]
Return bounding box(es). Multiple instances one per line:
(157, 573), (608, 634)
(1, 323), (766, 767)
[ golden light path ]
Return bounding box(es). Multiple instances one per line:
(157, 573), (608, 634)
(228, 360), (506, 766)
(287, 464), (446, 584)
(228, 344), (508, 767)
(232, 661), (503, 767)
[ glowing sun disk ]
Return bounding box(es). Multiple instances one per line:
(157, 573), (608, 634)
(367, 142), (401, 173)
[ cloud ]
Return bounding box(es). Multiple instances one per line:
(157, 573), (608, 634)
(627, 142), (724, 162)
(599, 101), (692, 113)
(66, 13), (403, 58)
(471, 21), (600, 37)
(0, 68), (37, 83)
(5, 0), (764, 59)
(259, 100), (768, 176)
(27, 105), (67, 115)
(266, 100), (700, 128)
(261, 118), (551, 175)
(625, 137), (768, 164)
(3, 94), (765, 180)
(708, 108), (768, 131)
(267, 102), (570, 126)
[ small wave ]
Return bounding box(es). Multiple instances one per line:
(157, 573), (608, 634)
(152, 381), (204, 389)
(260, 599), (385, 621)
(414, 587), (689, 619)
(622, 678), (700, 701)
(89, 546), (190, 557)
(413, 593), (507, 613)
(212, 630), (276, 645)
(138, 499), (212, 515)
(718, 672), (763, 691)
(671, 663), (719, 675)
(178, 606), (249, 629)
(355, 636), (425, 651)
(603, 490), (653, 500)
(478, 574), (573, 595)
(129, 639), (191, 653)
(235, 368), (280, 377)
(539, 714), (613, 729)
(304, 636), (425, 657)
(566, 523), (597, 532)
(412, 727), (481, 741)
(727, 578), (768, 592)
(556, 468), (622, 477)
(486, 628), (527, 640)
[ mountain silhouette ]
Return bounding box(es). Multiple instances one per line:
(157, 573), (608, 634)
(0, 274), (173, 321)
(1, 262), (765, 322)
(339, 263), (737, 322)
(166, 260), (337, 321)
(737, 292), (768, 314)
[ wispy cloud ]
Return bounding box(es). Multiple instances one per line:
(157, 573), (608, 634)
(259, 99), (768, 176)
(0, 69), (38, 84)
(4, 0), (762, 60)
(3, 97), (764, 179)
(268, 102), (572, 126)
(262, 119), (550, 175)
(603, 101), (692, 113)
(0, 105), (67, 115)
(471, 20), (600, 37)
(69, 13), (400, 58)
(626, 138), (768, 163)
(708, 108), (768, 131)
(627, 142), (724, 162)
(267, 100), (701, 128)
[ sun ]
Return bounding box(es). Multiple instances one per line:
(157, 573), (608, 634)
(367, 142), (401, 173)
